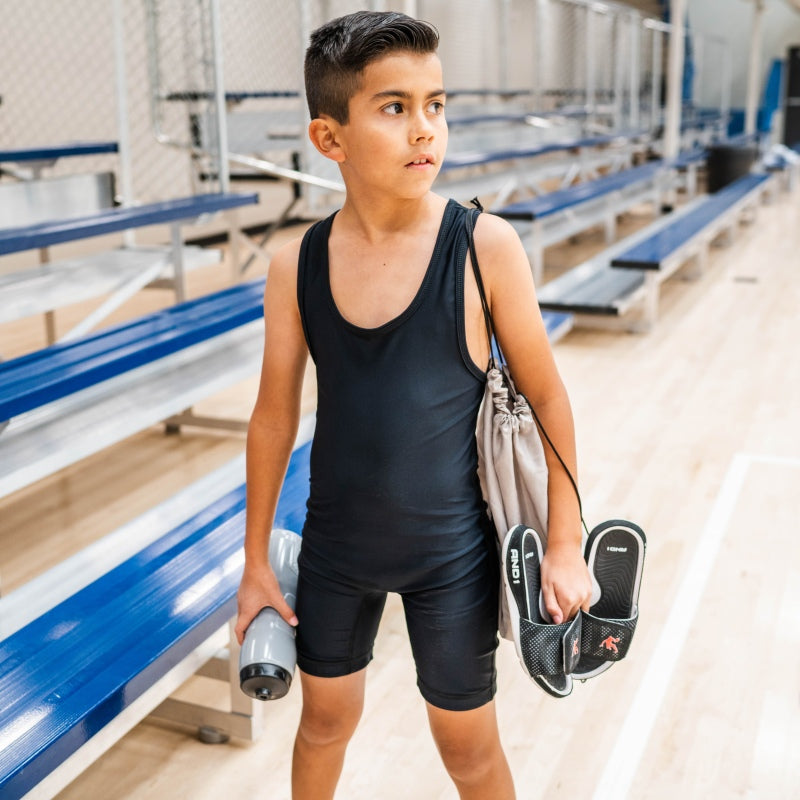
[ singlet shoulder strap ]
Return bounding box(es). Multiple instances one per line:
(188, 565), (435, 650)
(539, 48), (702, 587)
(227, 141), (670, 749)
(297, 214), (335, 362)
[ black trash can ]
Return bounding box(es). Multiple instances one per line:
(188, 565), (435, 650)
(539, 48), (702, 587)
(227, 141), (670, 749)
(705, 144), (759, 193)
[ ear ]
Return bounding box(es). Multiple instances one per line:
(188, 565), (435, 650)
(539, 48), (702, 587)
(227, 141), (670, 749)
(308, 117), (346, 163)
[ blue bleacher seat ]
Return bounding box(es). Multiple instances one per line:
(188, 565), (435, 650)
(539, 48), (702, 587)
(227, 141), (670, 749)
(491, 160), (665, 283)
(611, 173), (770, 270)
(541, 310), (574, 341)
(536, 164), (776, 332)
(0, 277), (267, 500)
(0, 441), (310, 800)
(671, 147), (707, 169)
(0, 191), (258, 256)
(0, 141), (119, 164)
(0, 279), (265, 421)
(497, 161), (663, 221)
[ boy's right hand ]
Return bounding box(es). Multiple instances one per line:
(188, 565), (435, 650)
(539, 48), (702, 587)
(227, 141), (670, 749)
(234, 562), (299, 645)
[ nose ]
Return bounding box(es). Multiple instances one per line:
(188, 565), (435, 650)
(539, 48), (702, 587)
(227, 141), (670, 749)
(409, 108), (435, 143)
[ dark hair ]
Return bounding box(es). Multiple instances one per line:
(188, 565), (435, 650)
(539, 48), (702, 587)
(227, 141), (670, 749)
(304, 11), (439, 124)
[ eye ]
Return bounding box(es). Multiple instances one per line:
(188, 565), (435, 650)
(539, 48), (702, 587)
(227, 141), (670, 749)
(427, 100), (445, 115)
(383, 102), (404, 115)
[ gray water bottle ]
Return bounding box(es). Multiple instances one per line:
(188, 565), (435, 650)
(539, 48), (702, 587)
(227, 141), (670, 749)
(239, 528), (302, 701)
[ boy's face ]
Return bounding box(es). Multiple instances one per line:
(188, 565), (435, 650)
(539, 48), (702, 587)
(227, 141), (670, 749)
(324, 51), (448, 199)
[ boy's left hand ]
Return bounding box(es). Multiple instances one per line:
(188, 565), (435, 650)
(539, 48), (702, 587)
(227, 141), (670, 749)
(540, 541), (592, 625)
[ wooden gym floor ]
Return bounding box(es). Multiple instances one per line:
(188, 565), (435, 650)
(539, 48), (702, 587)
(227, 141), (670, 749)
(0, 180), (798, 799)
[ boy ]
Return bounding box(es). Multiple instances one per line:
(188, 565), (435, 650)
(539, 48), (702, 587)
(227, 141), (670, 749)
(235, 11), (591, 799)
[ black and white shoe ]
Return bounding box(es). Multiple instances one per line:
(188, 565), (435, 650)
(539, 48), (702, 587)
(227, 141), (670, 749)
(502, 525), (582, 699)
(573, 520), (646, 681)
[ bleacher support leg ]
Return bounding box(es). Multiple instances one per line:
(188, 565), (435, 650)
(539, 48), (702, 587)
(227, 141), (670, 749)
(170, 223), (187, 302)
(38, 246), (57, 344)
(697, 241), (711, 276)
(227, 207), (245, 281)
(530, 247), (544, 285)
(686, 165), (698, 198)
(226, 620), (265, 734)
(642, 272), (660, 331)
(149, 621), (265, 743)
(45, 311), (57, 346)
(530, 221), (545, 285)
(164, 408), (249, 434)
(603, 209), (616, 243)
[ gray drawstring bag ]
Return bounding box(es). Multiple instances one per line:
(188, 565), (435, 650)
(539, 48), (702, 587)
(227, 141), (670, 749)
(477, 362), (549, 640)
(465, 206), (550, 640)
(466, 203), (588, 639)
(467, 203), (645, 696)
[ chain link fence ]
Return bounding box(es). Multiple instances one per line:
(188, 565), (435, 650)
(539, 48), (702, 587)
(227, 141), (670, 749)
(0, 1), (120, 184)
(142, 0), (226, 197)
(0, 0), (223, 206)
(0, 0), (732, 220)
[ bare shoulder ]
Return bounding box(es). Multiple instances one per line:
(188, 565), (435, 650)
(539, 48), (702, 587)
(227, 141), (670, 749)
(469, 210), (535, 297)
(261, 235), (305, 306)
(471, 208), (519, 245)
(267, 235), (304, 285)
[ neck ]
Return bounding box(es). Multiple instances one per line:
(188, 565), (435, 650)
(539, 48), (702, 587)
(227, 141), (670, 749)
(336, 191), (446, 242)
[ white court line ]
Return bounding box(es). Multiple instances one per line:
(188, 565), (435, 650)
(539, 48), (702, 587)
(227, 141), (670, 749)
(592, 453), (800, 800)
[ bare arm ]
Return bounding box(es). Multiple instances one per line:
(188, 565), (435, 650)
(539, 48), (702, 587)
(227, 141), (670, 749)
(234, 237), (309, 644)
(470, 212), (591, 624)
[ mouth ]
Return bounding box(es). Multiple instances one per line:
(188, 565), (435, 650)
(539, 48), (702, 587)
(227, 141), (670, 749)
(406, 155), (435, 167)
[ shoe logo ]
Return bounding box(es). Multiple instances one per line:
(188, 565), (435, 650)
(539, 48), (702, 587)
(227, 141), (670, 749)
(572, 638), (579, 656)
(600, 635), (621, 654)
(606, 546), (628, 553)
(509, 548), (520, 584)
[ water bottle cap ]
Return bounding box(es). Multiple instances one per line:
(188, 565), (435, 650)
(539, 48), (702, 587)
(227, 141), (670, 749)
(239, 663), (292, 701)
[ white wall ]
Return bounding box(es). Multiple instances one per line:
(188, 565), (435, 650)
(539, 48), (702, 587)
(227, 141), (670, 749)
(688, 0), (800, 107)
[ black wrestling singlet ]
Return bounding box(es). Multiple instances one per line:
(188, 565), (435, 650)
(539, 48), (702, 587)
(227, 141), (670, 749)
(297, 199), (492, 591)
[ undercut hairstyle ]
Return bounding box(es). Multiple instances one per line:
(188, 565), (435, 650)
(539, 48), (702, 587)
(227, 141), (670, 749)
(304, 11), (440, 124)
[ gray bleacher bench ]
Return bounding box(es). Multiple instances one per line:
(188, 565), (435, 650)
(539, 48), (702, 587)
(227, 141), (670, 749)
(0, 175), (258, 343)
(0, 278), (266, 501)
(496, 160), (667, 283)
(536, 171), (774, 333)
(0, 427), (312, 800)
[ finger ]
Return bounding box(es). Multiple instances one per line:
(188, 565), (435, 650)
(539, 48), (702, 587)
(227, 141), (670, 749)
(276, 597), (299, 627)
(234, 601), (263, 645)
(234, 613), (250, 646)
(542, 584), (563, 625)
(554, 589), (584, 623)
(263, 592), (298, 627)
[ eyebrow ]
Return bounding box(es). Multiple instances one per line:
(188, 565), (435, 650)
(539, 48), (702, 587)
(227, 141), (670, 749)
(370, 88), (446, 102)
